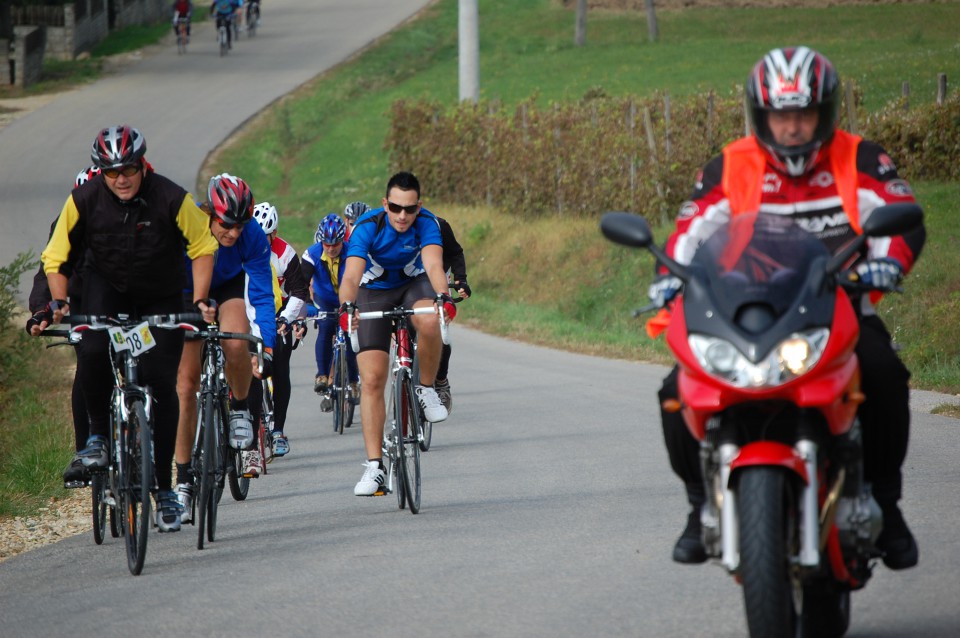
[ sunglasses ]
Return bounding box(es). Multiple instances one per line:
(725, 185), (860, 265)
(215, 217), (246, 230)
(385, 201), (420, 215)
(103, 164), (141, 179)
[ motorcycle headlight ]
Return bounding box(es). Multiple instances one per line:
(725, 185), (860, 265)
(688, 328), (830, 388)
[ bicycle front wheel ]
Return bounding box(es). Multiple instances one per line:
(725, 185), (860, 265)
(333, 346), (348, 435)
(121, 400), (152, 575)
(196, 392), (215, 549)
(395, 370), (421, 514)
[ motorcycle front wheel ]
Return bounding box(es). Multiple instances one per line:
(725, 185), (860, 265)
(737, 467), (800, 638)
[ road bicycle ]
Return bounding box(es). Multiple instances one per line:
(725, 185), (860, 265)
(215, 14), (231, 56)
(44, 313), (198, 575)
(174, 15), (189, 54)
(184, 319), (263, 549)
(351, 303), (451, 514)
(246, 0), (260, 36)
(313, 312), (358, 435)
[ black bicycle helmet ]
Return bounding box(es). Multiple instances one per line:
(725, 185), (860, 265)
(207, 173), (255, 226)
(90, 125), (147, 170)
(746, 46), (840, 177)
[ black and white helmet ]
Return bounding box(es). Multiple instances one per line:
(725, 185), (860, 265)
(746, 46), (840, 177)
(252, 201), (279, 235)
(90, 125), (147, 170)
(343, 201), (371, 222)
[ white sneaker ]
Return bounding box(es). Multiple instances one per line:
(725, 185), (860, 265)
(415, 385), (448, 423)
(242, 449), (262, 478)
(174, 482), (194, 524)
(354, 460), (385, 496)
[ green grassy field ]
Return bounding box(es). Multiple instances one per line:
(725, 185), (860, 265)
(211, 0), (960, 393)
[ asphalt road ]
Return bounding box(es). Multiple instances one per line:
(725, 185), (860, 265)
(1, 2), (959, 636)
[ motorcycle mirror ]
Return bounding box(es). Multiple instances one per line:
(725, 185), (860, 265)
(860, 203), (924, 238)
(600, 211), (690, 281)
(600, 212), (653, 248)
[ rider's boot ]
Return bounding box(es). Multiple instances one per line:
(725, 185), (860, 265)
(874, 487), (919, 570)
(672, 483), (707, 564)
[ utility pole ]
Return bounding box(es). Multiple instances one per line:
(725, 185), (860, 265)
(459, 0), (479, 103)
(574, 0), (587, 47)
(645, 0), (659, 43)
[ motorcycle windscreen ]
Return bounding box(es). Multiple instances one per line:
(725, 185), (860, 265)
(691, 212), (831, 325)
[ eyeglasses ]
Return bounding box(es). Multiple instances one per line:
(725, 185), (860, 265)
(322, 242), (342, 248)
(102, 164), (141, 179)
(385, 201), (420, 215)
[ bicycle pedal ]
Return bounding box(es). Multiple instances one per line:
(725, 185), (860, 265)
(372, 487), (391, 497)
(241, 471), (261, 479)
(63, 480), (86, 489)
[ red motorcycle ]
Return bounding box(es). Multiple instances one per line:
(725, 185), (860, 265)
(601, 204), (922, 638)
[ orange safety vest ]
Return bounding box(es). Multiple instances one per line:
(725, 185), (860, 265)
(720, 130), (864, 234)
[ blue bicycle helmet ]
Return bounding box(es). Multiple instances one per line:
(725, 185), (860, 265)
(316, 213), (346, 245)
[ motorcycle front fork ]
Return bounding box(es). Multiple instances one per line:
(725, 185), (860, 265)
(702, 438), (822, 573)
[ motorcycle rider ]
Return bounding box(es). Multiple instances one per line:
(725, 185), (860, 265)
(653, 46), (925, 570)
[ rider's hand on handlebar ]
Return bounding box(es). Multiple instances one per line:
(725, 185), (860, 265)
(647, 275), (683, 308)
(194, 298), (218, 324)
(25, 307), (53, 337)
(855, 258), (904, 292)
(454, 279), (471, 299)
(252, 348), (273, 380)
(436, 293), (457, 322)
(339, 302), (357, 333)
(291, 319), (307, 341)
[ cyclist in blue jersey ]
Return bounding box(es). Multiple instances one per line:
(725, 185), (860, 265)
(210, 0), (240, 48)
(174, 174), (276, 516)
(301, 213), (358, 405)
(338, 172), (457, 496)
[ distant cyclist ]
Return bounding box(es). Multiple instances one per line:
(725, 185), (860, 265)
(343, 200), (370, 242)
(247, 201), (310, 458)
(171, 0), (192, 40)
(210, 0), (240, 48)
(300, 213), (357, 400)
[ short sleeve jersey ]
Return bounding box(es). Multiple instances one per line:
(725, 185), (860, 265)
(345, 207), (443, 290)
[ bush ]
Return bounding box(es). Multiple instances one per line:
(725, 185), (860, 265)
(387, 87), (959, 219)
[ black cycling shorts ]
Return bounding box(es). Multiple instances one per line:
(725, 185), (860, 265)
(356, 275), (436, 353)
(183, 272), (245, 309)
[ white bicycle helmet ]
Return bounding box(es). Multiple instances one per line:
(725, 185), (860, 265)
(252, 201), (279, 235)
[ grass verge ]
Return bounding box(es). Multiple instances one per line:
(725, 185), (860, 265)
(208, 0), (960, 394)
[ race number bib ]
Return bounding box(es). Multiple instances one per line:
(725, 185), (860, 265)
(108, 322), (156, 357)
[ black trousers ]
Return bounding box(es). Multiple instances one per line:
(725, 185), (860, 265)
(660, 315), (911, 500)
(77, 270), (184, 490)
(249, 333), (292, 433)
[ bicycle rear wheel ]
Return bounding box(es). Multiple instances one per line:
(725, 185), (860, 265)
(121, 400), (152, 575)
(411, 354), (431, 451)
(395, 370), (421, 514)
(91, 472), (107, 545)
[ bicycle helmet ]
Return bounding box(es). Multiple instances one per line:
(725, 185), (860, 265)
(315, 213), (346, 245)
(343, 201), (371, 222)
(746, 46), (840, 177)
(206, 173), (254, 227)
(74, 165), (101, 187)
(252, 201), (279, 235)
(90, 125), (147, 170)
